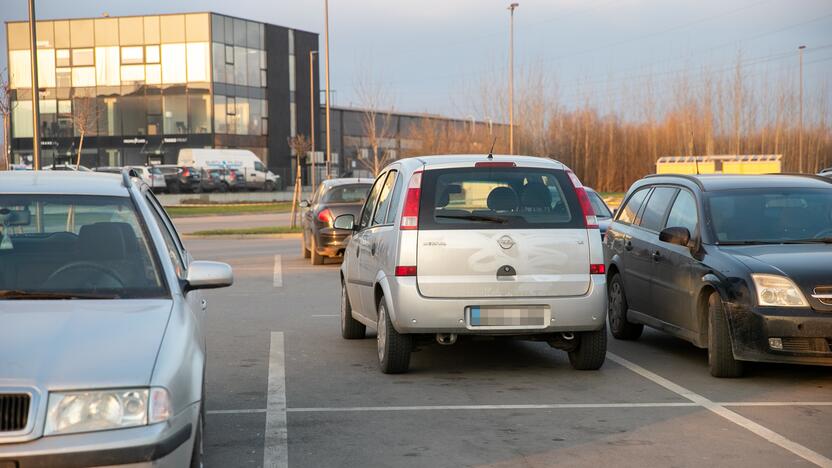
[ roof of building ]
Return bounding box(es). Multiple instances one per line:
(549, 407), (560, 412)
(0, 171), (130, 197)
(328, 105), (507, 127)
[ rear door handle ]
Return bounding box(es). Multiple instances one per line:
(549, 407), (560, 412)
(371, 243), (377, 256)
(201, 299), (208, 310)
(624, 241), (633, 251)
(652, 250), (662, 261)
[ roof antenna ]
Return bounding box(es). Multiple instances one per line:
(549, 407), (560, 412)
(693, 155), (701, 175)
(487, 137), (497, 159)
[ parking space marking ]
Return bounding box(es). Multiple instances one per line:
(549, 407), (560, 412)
(264, 332), (288, 468)
(310, 314), (338, 318)
(273, 255), (283, 288)
(607, 353), (832, 468)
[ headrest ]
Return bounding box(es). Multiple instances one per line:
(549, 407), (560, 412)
(487, 187), (519, 212)
(437, 184), (461, 208)
(521, 182), (552, 209)
(79, 222), (129, 260)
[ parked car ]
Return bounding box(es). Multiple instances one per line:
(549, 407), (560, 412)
(819, 167), (832, 179)
(586, 187), (614, 238)
(41, 163), (92, 172)
(163, 166), (203, 193)
(0, 169), (233, 466)
(178, 148), (281, 191)
(95, 166), (167, 193)
(301, 178), (373, 265)
(334, 155), (608, 374)
(604, 174), (832, 377)
(156, 165), (181, 193)
(198, 168), (223, 192)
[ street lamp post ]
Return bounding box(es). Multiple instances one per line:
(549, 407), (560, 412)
(798, 45), (806, 173)
(508, 3), (518, 156)
(28, 0), (41, 170)
(310, 50), (318, 189)
(324, 0), (333, 179)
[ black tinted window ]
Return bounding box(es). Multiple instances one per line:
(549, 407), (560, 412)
(419, 167), (583, 230)
(639, 187), (678, 231)
(617, 188), (649, 224)
(373, 172), (397, 225)
(587, 191), (612, 218)
(358, 173), (386, 229)
(322, 184), (372, 203)
(665, 190), (698, 234)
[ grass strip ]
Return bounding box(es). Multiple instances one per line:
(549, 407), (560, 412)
(188, 225), (302, 236)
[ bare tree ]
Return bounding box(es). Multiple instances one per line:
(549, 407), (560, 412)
(71, 97), (99, 166)
(0, 69), (12, 170)
(288, 134), (312, 228)
(353, 67), (396, 176)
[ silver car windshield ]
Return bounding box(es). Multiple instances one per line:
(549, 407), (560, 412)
(0, 195), (168, 299)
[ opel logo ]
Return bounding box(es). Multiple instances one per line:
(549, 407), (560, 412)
(497, 235), (515, 250)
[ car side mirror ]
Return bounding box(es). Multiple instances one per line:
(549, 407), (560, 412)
(184, 261), (234, 291)
(659, 226), (691, 248)
(333, 214), (356, 231)
(299, 200), (310, 208)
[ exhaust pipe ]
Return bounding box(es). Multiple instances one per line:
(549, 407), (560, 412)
(436, 333), (458, 345)
(561, 332), (575, 340)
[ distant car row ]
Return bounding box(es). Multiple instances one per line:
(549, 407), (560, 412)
(300, 155), (831, 378)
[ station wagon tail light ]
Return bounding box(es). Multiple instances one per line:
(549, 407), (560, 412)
(565, 170), (598, 229)
(317, 208), (334, 225)
(395, 265), (417, 276)
(590, 264), (605, 275)
(400, 170), (423, 230)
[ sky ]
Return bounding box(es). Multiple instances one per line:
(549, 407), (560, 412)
(2, 0), (831, 125)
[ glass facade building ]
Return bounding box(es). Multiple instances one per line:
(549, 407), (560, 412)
(6, 13), (319, 179)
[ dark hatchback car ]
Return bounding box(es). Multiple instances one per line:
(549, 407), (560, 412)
(301, 178), (372, 265)
(586, 187), (614, 238)
(604, 174), (832, 377)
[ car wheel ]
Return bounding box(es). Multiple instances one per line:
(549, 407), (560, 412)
(264, 180), (275, 192)
(708, 292), (744, 378)
(567, 325), (607, 370)
(341, 281), (366, 339)
(189, 393), (205, 468)
(310, 237), (324, 265)
(169, 183), (181, 194)
(376, 296), (412, 374)
(301, 232), (311, 259)
(608, 273), (643, 340)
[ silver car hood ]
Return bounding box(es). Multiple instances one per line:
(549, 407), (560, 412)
(0, 299), (172, 389)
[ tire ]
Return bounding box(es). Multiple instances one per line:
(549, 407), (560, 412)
(264, 180), (275, 192)
(169, 183), (181, 194)
(189, 392), (205, 468)
(341, 281), (366, 339)
(708, 292), (744, 378)
(567, 326), (607, 370)
(301, 232), (311, 258)
(607, 273), (644, 340)
(310, 237), (324, 265)
(376, 297), (412, 374)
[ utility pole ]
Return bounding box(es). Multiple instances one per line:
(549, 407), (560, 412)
(324, 0), (333, 178)
(798, 45), (806, 173)
(310, 50), (318, 189)
(28, 0), (41, 170)
(508, 3), (518, 155)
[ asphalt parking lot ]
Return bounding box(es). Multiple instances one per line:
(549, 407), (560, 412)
(185, 236), (831, 468)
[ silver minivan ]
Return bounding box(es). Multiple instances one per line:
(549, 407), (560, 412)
(335, 155), (608, 373)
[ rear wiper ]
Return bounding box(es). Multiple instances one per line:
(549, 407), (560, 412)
(0, 290), (120, 300)
(435, 214), (508, 224)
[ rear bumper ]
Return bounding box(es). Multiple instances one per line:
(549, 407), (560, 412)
(726, 303), (832, 366)
(384, 275), (607, 334)
(315, 228), (352, 257)
(0, 403), (197, 468)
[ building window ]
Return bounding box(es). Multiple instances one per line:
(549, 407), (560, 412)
(186, 42), (210, 82)
(95, 47), (121, 86)
(72, 48), (94, 67)
(161, 44), (187, 84)
(37, 50), (56, 88)
(235, 97), (248, 135)
(212, 43), (225, 83)
(121, 46), (144, 65)
(72, 67), (96, 87)
(56, 49), (71, 67)
(189, 93), (211, 134)
(12, 101), (34, 138)
(56, 68), (71, 88)
(246, 48), (259, 87)
(145, 64), (162, 85)
(163, 93), (188, 134)
(288, 55), (296, 93)
(98, 96), (121, 136)
(146, 45), (160, 64)
(9, 50), (31, 89)
(213, 95), (227, 134)
(121, 65), (145, 83)
(119, 17), (144, 45)
(234, 47), (247, 86)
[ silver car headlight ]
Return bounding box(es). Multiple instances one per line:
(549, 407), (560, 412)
(45, 388), (172, 436)
(751, 274), (809, 308)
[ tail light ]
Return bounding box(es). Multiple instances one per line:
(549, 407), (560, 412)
(566, 170), (598, 229)
(395, 266), (417, 276)
(590, 264), (605, 275)
(181, 168), (190, 177)
(400, 170), (423, 230)
(317, 208), (334, 225)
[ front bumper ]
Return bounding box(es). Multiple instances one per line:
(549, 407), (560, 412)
(726, 303), (832, 366)
(385, 275), (607, 334)
(0, 403), (197, 468)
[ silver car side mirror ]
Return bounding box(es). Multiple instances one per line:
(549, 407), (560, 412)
(333, 214), (356, 231)
(185, 261), (234, 291)
(299, 200), (310, 208)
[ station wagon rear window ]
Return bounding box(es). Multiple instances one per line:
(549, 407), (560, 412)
(418, 167), (585, 230)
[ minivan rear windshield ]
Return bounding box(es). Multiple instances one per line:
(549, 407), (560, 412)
(418, 167), (585, 230)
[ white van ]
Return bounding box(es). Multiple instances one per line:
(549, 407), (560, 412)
(177, 148), (281, 191)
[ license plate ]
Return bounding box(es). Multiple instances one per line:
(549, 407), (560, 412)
(467, 305), (548, 327)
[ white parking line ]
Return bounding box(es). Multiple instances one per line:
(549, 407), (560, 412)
(607, 353), (832, 468)
(263, 332), (288, 468)
(273, 255), (283, 288)
(310, 314), (338, 318)
(207, 400), (832, 415)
